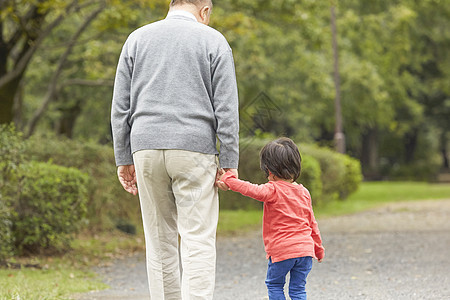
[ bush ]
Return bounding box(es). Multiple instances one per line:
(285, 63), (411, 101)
(0, 201), (13, 262)
(299, 154), (323, 204)
(301, 144), (362, 204)
(388, 161), (441, 181)
(340, 155), (363, 199)
(26, 134), (141, 230)
(0, 124), (27, 261)
(0, 126), (92, 256)
(0, 124), (27, 202)
(12, 162), (88, 254)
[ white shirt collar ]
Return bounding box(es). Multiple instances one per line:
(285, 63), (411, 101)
(166, 10), (198, 22)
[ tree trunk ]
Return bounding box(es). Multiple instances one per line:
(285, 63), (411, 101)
(404, 128), (418, 163)
(441, 130), (449, 170)
(0, 78), (21, 124)
(361, 128), (379, 179)
(331, 5), (345, 154)
(55, 99), (82, 138)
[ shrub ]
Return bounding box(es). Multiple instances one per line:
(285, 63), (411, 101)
(301, 144), (362, 204)
(340, 155), (363, 199)
(12, 162), (88, 254)
(299, 154), (323, 205)
(301, 144), (345, 202)
(0, 201), (13, 262)
(26, 134), (141, 231)
(0, 124), (27, 202)
(0, 124), (27, 261)
(388, 160), (441, 181)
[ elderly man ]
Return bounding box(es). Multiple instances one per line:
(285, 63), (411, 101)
(110, 0), (239, 299)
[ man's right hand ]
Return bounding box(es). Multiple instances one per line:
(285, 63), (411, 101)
(117, 165), (138, 195)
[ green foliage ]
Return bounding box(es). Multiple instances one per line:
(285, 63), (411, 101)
(389, 161), (441, 182)
(0, 126), (91, 258)
(301, 144), (362, 204)
(340, 154), (363, 199)
(299, 154), (323, 203)
(0, 124), (27, 261)
(12, 161), (88, 254)
(0, 124), (27, 190)
(3, 0), (449, 181)
(0, 200), (13, 262)
(26, 134), (141, 230)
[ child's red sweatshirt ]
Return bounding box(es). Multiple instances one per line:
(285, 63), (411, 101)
(222, 172), (325, 263)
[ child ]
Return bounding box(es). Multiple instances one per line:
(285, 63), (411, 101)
(218, 137), (324, 300)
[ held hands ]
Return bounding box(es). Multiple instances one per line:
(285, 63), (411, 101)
(215, 168), (237, 191)
(117, 165), (138, 195)
(119, 165), (234, 194)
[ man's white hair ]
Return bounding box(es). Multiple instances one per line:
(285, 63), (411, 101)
(170, 0), (212, 7)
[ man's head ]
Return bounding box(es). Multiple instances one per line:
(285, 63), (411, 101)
(170, 0), (213, 25)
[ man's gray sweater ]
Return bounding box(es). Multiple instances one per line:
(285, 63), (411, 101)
(111, 11), (239, 168)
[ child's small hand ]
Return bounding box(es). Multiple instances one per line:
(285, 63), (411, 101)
(215, 169), (229, 191)
(217, 168), (226, 180)
(318, 259), (323, 263)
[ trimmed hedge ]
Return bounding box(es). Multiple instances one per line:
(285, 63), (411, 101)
(0, 125), (89, 259)
(0, 202), (13, 262)
(26, 134), (141, 230)
(0, 124), (26, 261)
(300, 154), (323, 204)
(13, 162), (88, 253)
(301, 144), (363, 204)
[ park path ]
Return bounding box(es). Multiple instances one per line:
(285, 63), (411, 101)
(74, 199), (450, 300)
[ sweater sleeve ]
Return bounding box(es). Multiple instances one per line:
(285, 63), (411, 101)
(305, 190), (325, 260)
(211, 49), (239, 169)
(221, 172), (275, 202)
(111, 39), (134, 166)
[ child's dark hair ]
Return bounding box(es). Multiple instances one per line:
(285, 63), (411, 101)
(260, 137), (302, 181)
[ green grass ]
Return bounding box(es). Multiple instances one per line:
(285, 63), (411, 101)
(0, 231), (145, 300)
(315, 181), (450, 218)
(0, 267), (107, 300)
(218, 210), (263, 235)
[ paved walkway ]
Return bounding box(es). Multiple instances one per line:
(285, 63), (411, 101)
(74, 199), (450, 300)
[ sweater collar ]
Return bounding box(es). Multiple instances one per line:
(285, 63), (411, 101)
(166, 10), (198, 22)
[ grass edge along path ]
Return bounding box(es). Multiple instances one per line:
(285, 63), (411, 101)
(315, 181), (450, 218)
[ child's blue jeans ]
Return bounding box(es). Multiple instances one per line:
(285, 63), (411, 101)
(265, 256), (313, 300)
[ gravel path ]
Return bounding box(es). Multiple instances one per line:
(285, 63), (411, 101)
(74, 199), (450, 300)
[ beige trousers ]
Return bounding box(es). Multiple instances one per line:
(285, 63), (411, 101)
(133, 150), (219, 300)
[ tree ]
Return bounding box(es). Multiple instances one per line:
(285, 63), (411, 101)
(330, 4), (345, 154)
(0, 0), (82, 124)
(0, 0), (164, 130)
